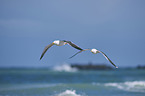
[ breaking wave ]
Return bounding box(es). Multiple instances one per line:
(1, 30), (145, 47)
(52, 63), (78, 72)
(56, 90), (81, 96)
(104, 81), (145, 92)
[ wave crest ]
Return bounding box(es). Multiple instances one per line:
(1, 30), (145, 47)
(105, 81), (145, 92)
(56, 90), (81, 96)
(53, 63), (78, 72)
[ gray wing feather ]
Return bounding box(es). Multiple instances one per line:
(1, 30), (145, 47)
(99, 51), (118, 68)
(40, 43), (54, 60)
(69, 49), (90, 59)
(64, 41), (83, 50)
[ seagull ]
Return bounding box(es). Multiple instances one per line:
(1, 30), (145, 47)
(40, 40), (83, 60)
(69, 48), (118, 68)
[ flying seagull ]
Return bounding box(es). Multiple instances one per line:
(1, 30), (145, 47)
(40, 40), (83, 60)
(69, 48), (118, 68)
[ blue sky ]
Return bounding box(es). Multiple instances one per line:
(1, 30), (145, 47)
(0, 0), (145, 68)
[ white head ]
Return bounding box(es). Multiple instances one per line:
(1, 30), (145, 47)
(91, 49), (100, 54)
(53, 40), (60, 45)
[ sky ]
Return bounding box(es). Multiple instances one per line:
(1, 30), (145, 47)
(0, 0), (145, 68)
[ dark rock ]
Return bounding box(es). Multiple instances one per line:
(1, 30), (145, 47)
(71, 63), (113, 70)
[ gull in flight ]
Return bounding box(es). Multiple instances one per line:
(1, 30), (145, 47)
(69, 48), (118, 68)
(40, 40), (83, 60)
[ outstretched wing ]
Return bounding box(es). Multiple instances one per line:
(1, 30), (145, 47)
(99, 51), (118, 68)
(40, 43), (54, 60)
(64, 40), (83, 50)
(69, 49), (90, 59)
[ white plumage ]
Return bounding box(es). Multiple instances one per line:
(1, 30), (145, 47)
(40, 40), (83, 60)
(69, 48), (118, 68)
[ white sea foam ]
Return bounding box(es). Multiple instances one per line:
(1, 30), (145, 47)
(56, 90), (81, 96)
(53, 63), (78, 72)
(105, 81), (145, 92)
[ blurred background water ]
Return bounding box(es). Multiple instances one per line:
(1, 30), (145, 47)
(0, 64), (145, 96)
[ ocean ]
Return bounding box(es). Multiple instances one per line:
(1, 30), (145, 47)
(0, 64), (145, 96)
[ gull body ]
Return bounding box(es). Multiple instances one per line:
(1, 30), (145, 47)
(69, 48), (118, 68)
(40, 40), (83, 60)
(91, 48), (100, 54)
(53, 40), (66, 46)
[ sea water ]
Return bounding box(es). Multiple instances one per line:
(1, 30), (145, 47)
(0, 64), (145, 96)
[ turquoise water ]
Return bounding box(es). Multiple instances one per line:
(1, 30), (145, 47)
(0, 66), (145, 96)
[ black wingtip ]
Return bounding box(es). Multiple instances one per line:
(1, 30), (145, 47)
(39, 56), (43, 60)
(68, 56), (73, 59)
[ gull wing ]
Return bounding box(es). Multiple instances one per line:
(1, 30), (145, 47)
(99, 51), (118, 68)
(40, 43), (54, 60)
(69, 49), (91, 59)
(64, 40), (83, 50)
